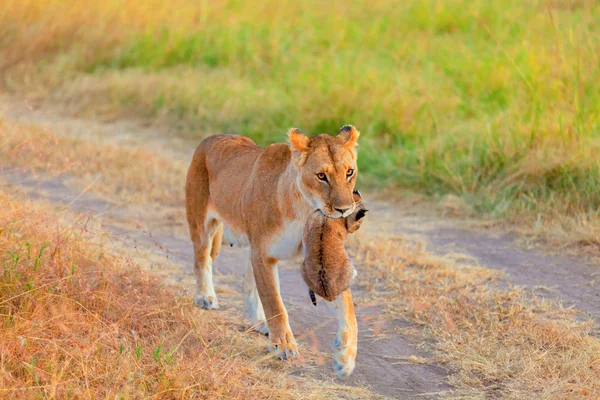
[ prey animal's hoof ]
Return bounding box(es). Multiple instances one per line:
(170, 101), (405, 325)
(195, 295), (219, 310)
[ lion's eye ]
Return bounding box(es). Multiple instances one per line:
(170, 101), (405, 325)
(346, 169), (354, 178)
(316, 172), (327, 182)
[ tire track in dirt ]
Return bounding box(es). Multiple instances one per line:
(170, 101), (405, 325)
(2, 169), (450, 399)
(2, 96), (599, 397)
(368, 202), (600, 330)
(4, 97), (597, 328)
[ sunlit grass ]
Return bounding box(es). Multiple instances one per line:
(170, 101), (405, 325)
(0, 118), (188, 205)
(2, 99), (599, 398)
(0, 191), (379, 399)
(348, 234), (600, 398)
(1, 0), (600, 242)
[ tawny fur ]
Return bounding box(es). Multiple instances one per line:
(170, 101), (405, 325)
(302, 192), (367, 302)
(185, 125), (361, 374)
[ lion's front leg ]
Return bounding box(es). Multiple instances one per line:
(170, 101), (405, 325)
(251, 249), (299, 360)
(327, 289), (358, 376)
(243, 248), (269, 335)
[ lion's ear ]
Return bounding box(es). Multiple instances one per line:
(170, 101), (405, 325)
(288, 128), (310, 152)
(337, 125), (360, 149)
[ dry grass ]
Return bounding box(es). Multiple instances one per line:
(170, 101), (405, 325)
(3, 109), (598, 252)
(348, 234), (600, 399)
(2, 0), (600, 248)
(0, 118), (187, 205)
(2, 103), (600, 398)
(0, 191), (379, 399)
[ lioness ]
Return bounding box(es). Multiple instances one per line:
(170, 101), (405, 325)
(185, 125), (360, 376)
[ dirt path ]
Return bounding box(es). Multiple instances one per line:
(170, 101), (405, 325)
(369, 202), (600, 328)
(2, 169), (450, 399)
(5, 96), (597, 326)
(2, 96), (599, 397)
(1, 98), (450, 398)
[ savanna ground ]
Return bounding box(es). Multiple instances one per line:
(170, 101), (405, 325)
(1, 0), (600, 398)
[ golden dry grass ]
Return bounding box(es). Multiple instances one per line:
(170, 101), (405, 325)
(0, 118), (187, 205)
(0, 190), (380, 399)
(3, 0), (600, 249)
(348, 234), (600, 399)
(0, 120), (381, 398)
(2, 114), (597, 252)
(2, 108), (600, 398)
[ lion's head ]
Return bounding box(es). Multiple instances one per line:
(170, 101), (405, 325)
(288, 125), (359, 219)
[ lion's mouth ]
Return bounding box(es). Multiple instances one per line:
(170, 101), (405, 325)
(318, 205), (356, 219)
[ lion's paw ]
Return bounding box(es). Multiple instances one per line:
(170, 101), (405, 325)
(332, 334), (356, 377)
(194, 294), (219, 310)
(268, 342), (300, 360)
(333, 354), (356, 377)
(268, 327), (299, 360)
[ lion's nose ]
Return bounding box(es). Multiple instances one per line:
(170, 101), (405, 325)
(335, 207), (351, 215)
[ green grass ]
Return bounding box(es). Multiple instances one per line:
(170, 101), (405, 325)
(2, 0), (600, 237)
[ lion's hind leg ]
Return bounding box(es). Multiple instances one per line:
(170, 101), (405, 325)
(190, 217), (222, 309)
(186, 147), (222, 310)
